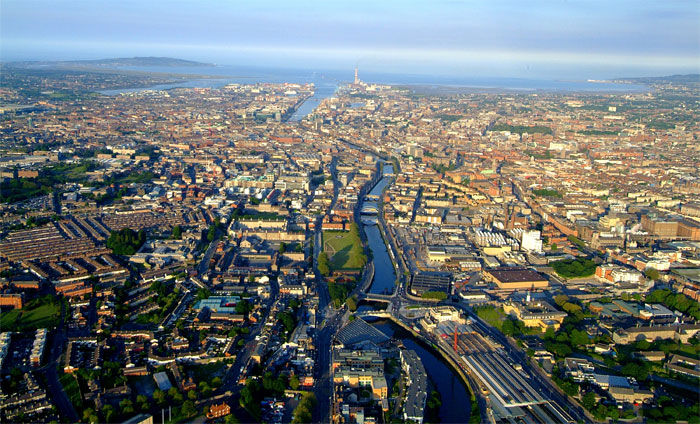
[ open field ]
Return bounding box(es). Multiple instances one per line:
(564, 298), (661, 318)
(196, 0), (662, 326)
(323, 230), (365, 270)
(0, 297), (62, 331)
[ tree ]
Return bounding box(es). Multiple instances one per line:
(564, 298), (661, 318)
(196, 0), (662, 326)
(551, 242), (558, 251)
(207, 224), (216, 242)
(318, 252), (331, 276)
(153, 389), (166, 406)
(168, 386), (183, 402)
(106, 228), (147, 255)
(240, 379), (262, 421)
(83, 408), (96, 422)
(635, 339), (652, 350)
(554, 295), (569, 307)
(181, 400), (197, 417)
(645, 268), (660, 281)
(279, 242), (287, 254)
(171, 225), (182, 239)
(102, 405), (116, 423)
(199, 381), (212, 397)
(235, 299), (251, 315)
(120, 398), (135, 415)
(550, 342), (572, 358)
(292, 392), (317, 423)
(570, 329), (590, 346)
(346, 296), (357, 312)
(289, 374), (300, 390)
(622, 361), (649, 381)
(225, 414), (240, 424)
(544, 327), (556, 340)
(551, 258), (596, 279)
(136, 394), (149, 411)
(212, 376), (222, 387)
(594, 404), (608, 420)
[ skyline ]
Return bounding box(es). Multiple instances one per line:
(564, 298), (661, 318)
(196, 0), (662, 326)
(1, 6), (700, 423)
(1, 0), (699, 79)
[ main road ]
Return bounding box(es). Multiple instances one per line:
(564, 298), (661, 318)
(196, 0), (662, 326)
(312, 156), (341, 423)
(37, 299), (80, 423)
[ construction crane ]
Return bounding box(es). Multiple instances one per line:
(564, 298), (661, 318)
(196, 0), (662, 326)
(454, 326), (458, 351)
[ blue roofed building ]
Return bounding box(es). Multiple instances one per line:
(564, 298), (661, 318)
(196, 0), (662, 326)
(193, 296), (240, 313)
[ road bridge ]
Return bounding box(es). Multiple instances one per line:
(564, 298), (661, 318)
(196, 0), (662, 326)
(358, 292), (392, 303)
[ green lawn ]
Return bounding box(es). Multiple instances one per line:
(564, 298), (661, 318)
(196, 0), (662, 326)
(323, 230), (365, 270)
(59, 372), (83, 411)
(0, 297), (62, 331)
(473, 305), (506, 331)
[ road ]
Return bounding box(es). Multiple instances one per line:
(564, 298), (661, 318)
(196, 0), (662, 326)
(218, 278), (279, 400)
(311, 157), (341, 422)
(37, 299), (80, 423)
(313, 312), (342, 423)
(197, 236), (220, 278)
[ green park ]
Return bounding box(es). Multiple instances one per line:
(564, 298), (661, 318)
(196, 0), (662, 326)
(321, 224), (367, 272)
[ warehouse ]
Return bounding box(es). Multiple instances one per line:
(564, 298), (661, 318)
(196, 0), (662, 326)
(410, 272), (451, 296)
(484, 267), (549, 290)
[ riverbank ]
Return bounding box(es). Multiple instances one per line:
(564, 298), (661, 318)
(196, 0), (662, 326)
(362, 164), (398, 295)
(370, 316), (482, 423)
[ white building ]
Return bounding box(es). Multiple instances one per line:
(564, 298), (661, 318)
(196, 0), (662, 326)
(521, 230), (543, 254)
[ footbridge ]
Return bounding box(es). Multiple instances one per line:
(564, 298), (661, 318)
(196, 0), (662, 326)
(355, 310), (392, 319)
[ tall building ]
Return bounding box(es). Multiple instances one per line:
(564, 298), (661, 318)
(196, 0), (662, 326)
(354, 67), (359, 85)
(521, 230), (543, 253)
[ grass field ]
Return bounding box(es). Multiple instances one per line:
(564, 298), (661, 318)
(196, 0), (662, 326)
(59, 372), (83, 411)
(323, 230), (365, 270)
(0, 297), (62, 331)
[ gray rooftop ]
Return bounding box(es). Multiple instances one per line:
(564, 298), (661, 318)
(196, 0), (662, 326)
(336, 318), (390, 346)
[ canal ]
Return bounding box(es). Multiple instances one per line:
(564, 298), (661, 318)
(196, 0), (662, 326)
(363, 164), (397, 295)
(370, 319), (472, 423)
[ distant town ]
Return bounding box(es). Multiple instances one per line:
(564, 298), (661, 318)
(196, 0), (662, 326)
(0, 61), (699, 424)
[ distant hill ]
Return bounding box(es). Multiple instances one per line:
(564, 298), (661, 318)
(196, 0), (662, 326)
(7, 56), (214, 68)
(65, 57), (215, 67)
(615, 74), (699, 84)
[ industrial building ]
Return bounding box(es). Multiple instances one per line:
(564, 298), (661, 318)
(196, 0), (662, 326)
(410, 271), (451, 296)
(484, 267), (549, 290)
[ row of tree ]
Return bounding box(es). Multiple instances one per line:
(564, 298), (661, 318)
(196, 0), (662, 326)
(292, 392), (317, 423)
(106, 228), (146, 255)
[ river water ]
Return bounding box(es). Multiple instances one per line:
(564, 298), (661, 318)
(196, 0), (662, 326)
(364, 164), (397, 295)
(371, 320), (472, 423)
(98, 65), (340, 121)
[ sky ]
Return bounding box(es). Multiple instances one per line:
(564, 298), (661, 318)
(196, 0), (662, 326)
(1, 0), (699, 79)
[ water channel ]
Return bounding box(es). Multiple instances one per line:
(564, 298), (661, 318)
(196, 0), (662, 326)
(370, 319), (472, 423)
(363, 164), (397, 295)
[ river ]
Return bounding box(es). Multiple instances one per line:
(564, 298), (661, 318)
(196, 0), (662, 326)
(371, 319), (472, 423)
(363, 164), (397, 295)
